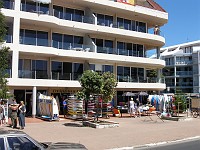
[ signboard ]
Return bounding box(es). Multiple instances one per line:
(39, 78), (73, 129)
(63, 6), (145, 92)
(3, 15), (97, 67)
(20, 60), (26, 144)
(117, 0), (135, 5)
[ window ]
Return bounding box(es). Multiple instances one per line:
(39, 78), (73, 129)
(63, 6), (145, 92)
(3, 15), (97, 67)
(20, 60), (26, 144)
(74, 36), (83, 48)
(52, 61), (62, 73)
(103, 65), (113, 73)
(137, 22), (146, 33)
(63, 35), (73, 50)
(0, 138), (5, 150)
(105, 15), (113, 27)
(7, 136), (39, 150)
(3, 0), (14, 9)
(73, 63), (83, 80)
(32, 60), (48, 79)
(117, 17), (123, 28)
(124, 19), (131, 30)
(53, 5), (64, 19)
(65, 8), (74, 20)
(105, 40), (113, 54)
(37, 31), (48, 46)
(52, 33), (63, 49)
(22, 0), (36, 12)
(74, 9), (84, 22)
(39, 3), (49, 14)
(24, 30), (36, 45)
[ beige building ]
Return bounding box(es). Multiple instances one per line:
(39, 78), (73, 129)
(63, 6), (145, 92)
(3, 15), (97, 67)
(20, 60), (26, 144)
(2, 0), (168, 116)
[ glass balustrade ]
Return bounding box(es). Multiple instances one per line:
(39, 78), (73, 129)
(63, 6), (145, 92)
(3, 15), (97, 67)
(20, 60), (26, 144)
(117, 75), (165, 83)
(3, 0), (14, 9)
(176, 71), (193, 76)
(4, 34), (13, 43)
(18, 70), (48, 79)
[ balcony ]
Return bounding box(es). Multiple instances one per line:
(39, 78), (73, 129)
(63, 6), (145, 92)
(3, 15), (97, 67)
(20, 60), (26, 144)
(18, 70), (83, 81)
(3, 0), (14, 10)
(176, 82), (193, 87)
(4, 34), (13, 43)
(176, 61), (192, 65)
(176, 71), (193, 76)
(117, 75), (165, 83)
(18, 70), (48, 79)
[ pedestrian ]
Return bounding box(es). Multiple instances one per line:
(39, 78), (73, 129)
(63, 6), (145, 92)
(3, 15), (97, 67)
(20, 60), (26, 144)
(0, 101), (5, 126)
(18, 101), (26, 129)
(63, 98), (68, 118)
(154, 25), (160, 35)
(135, 98), (140, 117)
(9, 102), (19, 129)
(129, 98), (136, 118)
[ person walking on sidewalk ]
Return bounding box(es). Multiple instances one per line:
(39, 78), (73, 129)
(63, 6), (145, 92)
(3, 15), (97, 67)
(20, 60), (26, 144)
(0, 101), (5, 126)
(9, 103), (19, 128)
(63, 99), (68, 118)
(129, 98), (136, 118)
(18, 101), (26, 129)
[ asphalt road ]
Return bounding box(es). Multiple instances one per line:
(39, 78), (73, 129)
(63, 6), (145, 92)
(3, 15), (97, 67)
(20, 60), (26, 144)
(137, 138), (200, 150)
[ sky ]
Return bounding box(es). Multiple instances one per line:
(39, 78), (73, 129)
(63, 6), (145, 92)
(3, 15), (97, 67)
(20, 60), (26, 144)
(148, 0), (200, 56)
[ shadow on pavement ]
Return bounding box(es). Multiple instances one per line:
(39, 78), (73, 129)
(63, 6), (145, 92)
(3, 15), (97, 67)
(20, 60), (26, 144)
(63, 122), (84, 127)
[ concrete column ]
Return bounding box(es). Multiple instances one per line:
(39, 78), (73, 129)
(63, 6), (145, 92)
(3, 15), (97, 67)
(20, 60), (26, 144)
(174, 55), (177, 84)
(14, 0), (21, 11)
(11, 50), (19, 79)
(48, 57), (51, 79)
(156, 47), (160, 59)
(157, 69), (161, 83)
(32, 86), (37, 118)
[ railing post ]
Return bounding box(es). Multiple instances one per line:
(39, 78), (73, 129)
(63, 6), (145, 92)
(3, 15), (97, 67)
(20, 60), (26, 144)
(35, 71), (36, 79)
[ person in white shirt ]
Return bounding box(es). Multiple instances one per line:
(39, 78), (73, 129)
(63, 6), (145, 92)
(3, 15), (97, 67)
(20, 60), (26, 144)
(129, 98), (136, 117)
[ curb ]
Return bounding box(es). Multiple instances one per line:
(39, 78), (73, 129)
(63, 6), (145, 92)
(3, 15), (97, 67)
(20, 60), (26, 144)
(106, 136), (200, 150)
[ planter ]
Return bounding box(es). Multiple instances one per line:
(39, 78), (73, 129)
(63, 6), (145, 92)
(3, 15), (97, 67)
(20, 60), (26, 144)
(83, 120), (119, 129)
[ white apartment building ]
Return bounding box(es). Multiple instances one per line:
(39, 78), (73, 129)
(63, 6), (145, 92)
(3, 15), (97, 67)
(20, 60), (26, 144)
(161, 40), (200, 94)
(2, 0), (168, 116)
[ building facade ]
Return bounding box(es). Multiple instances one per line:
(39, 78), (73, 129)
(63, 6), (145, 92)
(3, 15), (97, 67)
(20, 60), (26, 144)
(161, 40), (200, 94)
(2, 0), (168, 116)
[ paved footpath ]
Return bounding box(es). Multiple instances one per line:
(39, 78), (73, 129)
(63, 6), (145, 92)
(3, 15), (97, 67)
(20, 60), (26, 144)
(1, 115), (200, 150)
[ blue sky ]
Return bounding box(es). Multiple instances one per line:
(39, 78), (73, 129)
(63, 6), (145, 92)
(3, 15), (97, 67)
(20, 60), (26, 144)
(148, 0), (200, 56)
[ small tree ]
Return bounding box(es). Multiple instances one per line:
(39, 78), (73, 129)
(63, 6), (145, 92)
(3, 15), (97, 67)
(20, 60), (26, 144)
(0, 46), (10, 99)
(79, 70), (103, 121)
(0, 1), (10, 99)
(79, 70), (117, 121)
(0, 1), (6, 43)
(102, 72), (117, 103)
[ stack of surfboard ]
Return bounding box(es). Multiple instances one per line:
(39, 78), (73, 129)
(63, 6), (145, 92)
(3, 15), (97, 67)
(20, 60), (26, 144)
(68, 96), (84, 119)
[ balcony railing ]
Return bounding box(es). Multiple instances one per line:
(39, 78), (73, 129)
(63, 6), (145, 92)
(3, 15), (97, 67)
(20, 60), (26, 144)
(176, 61), (193, 65)
(18, 70), (165, 83)
(18, 70), (83, 80)
(51, 72), (82, 81)
(4, 69), (12, 78)
(4, 34), (13, 43)
(18, 70), (48, 79)
(176, 71), (193, 76)
(176, 82), (193, 87)
(3, 1), (14, 9)
(117, 75), (165, 83)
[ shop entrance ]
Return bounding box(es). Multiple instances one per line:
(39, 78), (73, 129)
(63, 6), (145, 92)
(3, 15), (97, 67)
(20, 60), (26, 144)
(25, 92), (32, 116)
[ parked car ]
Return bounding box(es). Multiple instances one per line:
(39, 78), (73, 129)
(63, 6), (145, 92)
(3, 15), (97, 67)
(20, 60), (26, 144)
(0, 130), (87, 150)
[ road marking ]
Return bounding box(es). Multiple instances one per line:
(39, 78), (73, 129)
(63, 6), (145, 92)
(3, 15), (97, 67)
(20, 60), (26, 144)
(106, 136), (200, 150)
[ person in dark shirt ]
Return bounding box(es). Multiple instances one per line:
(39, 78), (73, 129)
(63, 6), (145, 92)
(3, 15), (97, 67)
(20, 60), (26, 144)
(63, 99), (68, 118)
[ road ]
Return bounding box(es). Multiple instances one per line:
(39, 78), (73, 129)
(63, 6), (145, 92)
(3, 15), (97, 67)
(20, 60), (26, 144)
(137, 138), (200, 150)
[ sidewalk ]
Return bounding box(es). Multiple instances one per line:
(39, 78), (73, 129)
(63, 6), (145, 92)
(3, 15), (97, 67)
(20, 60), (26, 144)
(1, 115), (200, 150)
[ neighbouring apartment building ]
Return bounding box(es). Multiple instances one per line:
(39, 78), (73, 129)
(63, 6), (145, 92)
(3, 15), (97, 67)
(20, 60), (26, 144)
(161, 40), (200, 94)
(2, 0), (168, 116)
